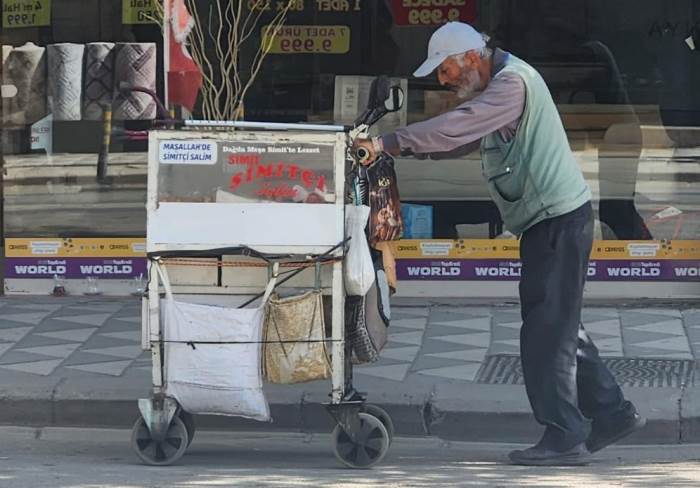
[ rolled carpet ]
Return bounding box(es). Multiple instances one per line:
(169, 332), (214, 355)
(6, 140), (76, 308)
(83, 42), (115, 121)
(47, 43), (85, 121)
(113, 42), (157, 120)
(2, 44), (11, 64)
(4, 42), (46, 125)
(2, 45), (12, 124)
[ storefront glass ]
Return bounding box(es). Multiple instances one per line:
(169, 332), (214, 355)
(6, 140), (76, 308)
(2, 0), (699, 294)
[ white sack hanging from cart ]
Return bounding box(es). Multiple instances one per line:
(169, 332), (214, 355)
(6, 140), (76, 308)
(47, 43), (85, 121)
(344, 204), (375, 296)
(157, 262), (277, 421)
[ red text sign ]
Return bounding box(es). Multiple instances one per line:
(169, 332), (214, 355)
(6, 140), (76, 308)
(391, 0), (476, 26)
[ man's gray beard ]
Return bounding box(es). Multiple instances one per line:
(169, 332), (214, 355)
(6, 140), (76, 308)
(455, 69), (482, 99)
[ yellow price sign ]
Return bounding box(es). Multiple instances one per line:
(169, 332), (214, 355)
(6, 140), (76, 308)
(122, 0), (158, 25)
(5, 237), (146, 258)
(262, 25), (350, 54)
(2, 0), (51, 28)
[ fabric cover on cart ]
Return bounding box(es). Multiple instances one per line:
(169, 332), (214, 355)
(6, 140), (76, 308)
(346, 250), (390, 364)
(157, 262), (276, 421)
(263, 290), (331, 384)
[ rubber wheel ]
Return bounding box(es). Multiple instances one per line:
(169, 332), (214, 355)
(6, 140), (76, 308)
(361, 404), (394, 445)
(179, 410), (195, 447)
(131, 415), (189, 466)
(332, 412), (390, 469)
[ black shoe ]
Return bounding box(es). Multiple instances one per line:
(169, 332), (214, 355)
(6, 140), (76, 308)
(586, 412), (646, 453)
(508, 443), (591, 466)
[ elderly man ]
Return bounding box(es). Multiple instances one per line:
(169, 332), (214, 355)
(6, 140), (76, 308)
(354, 22), (645, 466)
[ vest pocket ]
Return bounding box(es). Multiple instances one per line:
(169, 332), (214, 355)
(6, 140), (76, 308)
(484, 164), (524, 203)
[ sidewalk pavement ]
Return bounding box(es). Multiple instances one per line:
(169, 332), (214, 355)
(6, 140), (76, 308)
(1, 294), (699, 445)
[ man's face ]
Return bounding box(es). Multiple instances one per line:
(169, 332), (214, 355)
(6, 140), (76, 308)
(436, 52), (484, 99)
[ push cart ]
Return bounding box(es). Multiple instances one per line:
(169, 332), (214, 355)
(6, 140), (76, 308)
(131, 78), (403, 468)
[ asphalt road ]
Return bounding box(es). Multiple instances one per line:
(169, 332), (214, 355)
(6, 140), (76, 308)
(2, 427), (700, 487)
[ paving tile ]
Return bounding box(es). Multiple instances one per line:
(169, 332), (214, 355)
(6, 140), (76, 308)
(14, 333), (83, 349)
(51, 313), (113, 327)
(626, 319), (685, 336)
(425, 324), (485, 338)
(626, 308), (682, 318)
(14, 343), (81, 358)
(416, 362), (482, 382)
(0, 311), (53, 326)
(624, 330), (682, 345)
(426, 348), (488, 363)
(65, 360), (133, 376)
(491, 325), (520, 341)
(35, 328), (98, 342)
(581, 319), (622, 337)
(431, 332), (491, 348)
(390, 318), (427, 330)
(681, 310), (700, 326)
(431, 306), (492, 317)
(98, 331), (140, 343)
(620, 311), (680, 327)
(82, 345), (143, 360)
(61, 351), (139, 366)
(627, 336), (691, 353)
(0, 342), (15, 358)
(410, 355), (467, 372)
(0, 350), (60, 365)
(429, 310), (481, 323)
(489, 338), (521, 356)
(430, 317), (492, 331)
(379, 346), (420, 362)
(355, 363), (411, 382)
(592, 337), (624, 357)
(387, 330), (425, 346)
(494, 321), (521, 331)
(392, 307), (429, 318)
(0, 359), (63, 376)
(422, 338), (479, 355)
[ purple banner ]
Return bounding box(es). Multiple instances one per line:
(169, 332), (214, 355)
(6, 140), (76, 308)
(396, 259), (700, 282)
(5, 258), (147, 279)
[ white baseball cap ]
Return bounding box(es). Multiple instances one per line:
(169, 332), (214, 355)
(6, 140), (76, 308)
(413, 22), (486, 77)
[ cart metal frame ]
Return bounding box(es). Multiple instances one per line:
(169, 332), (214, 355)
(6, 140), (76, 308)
(133, 123), (393, 468)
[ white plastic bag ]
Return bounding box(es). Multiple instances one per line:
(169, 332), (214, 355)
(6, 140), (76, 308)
(344, 204), (374, 296)
(157, 262), (277, 421)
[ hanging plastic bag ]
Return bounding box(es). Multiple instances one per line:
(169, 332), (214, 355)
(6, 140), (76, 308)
(367, 158), (403, 245)
(158, 262), (277, 421)
(262, 290), (330, 384)
(344, 204), (374, 296)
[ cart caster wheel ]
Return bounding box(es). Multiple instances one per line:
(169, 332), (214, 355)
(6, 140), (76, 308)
(131, 415), (189, 466)
(361, 404), (394, 445)
(178, 410), (195, 447)
(332, 412), (390, 469)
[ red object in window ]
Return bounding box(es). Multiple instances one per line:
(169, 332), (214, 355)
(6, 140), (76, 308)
(390, 0), (476, 26)
(166, 0), (202, 112)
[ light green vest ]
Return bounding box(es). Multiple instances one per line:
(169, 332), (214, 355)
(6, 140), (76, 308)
(480, 55), (591, 234)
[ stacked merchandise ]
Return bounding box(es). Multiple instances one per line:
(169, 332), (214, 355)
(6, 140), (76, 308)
(2, 41), (157, 126)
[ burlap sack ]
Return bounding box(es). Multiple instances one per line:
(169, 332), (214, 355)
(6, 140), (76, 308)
(263, 290), (331, 384)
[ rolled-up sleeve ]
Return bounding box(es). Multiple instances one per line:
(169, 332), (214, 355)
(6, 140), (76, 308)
(381, 72), (526, 157)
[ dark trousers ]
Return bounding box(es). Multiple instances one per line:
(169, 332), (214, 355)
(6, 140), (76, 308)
(519, 202), (626, 450)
